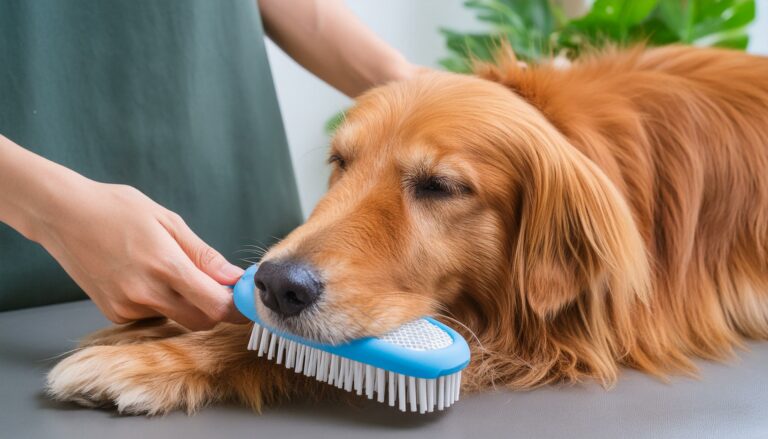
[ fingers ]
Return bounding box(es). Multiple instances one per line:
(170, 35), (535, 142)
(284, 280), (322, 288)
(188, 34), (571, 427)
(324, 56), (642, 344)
(99, 280), (236, 331)
(99, 300), (162, 325)
(145, 290), (219, 331)
(163, 248), (249, 325)
(163, 214), (244, 285)
(154, 212), (249, 325)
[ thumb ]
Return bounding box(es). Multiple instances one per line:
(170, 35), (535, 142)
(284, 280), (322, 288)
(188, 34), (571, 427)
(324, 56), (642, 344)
(163, 214), (244, 285)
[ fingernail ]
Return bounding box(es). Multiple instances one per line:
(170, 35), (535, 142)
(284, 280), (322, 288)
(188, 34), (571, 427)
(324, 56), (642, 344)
(220, 264), (244, 279)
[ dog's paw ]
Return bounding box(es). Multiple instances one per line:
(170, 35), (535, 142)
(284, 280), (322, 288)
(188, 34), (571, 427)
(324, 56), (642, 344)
(46, 344), (210, 415)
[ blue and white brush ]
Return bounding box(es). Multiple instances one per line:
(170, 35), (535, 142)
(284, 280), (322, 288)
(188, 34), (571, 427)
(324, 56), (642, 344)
(233, 264), (470, 413)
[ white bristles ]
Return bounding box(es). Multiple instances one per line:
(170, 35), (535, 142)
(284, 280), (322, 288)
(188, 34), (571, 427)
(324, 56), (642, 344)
(343, 359), (353, 392)
(365, 365), (374, 399)
(408, 376), (416, 412)
(388, 371), (396, 407)
(318, 352), (329, 382)
(418, 378), (427, 414)
(328, 355), (339, 385)
(286, 341), (296, 368)
(276, 337), (286, 364)
(247, 326), (258, 350)
(306, 349), (316, 376)
(248, 323), (462, 413)
(258, 327), (270, 354)
(438, 376), (445, 410)
(267, 334), (277, 360)
(295, 345), (305, 373)
(427, 378), (435, 412)
(376, 369), (385, 403)
(354, 363), (363, 395)
(398, 374), (406, 412)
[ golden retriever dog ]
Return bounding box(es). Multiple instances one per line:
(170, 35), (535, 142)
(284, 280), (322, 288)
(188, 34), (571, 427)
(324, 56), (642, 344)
(47, 45), (768, 415)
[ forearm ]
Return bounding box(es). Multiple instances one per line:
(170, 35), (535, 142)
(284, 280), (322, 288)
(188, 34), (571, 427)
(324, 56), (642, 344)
(260, 0), (416, 97)
(0, 134), (88, 242)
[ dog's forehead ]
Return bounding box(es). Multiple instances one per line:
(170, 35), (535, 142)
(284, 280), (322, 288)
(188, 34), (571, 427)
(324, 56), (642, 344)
(355, 72), (510, 123)
(336, 73), (523, 156)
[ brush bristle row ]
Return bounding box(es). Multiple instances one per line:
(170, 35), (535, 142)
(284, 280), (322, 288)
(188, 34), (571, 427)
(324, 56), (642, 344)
(247, 323), (461, 413)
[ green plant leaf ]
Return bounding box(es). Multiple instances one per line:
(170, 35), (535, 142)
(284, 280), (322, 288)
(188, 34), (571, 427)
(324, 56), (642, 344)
(584, 0), (659, 27)
(441, 29), (499, 62)
(656, 0), (755, 44)
(324, 110), (347, 135)
(465, 0), (556, 34)
(655, 0), (687, 39)
(690, 0), (755, 42)
(635, 15), (680, 45)
(442, 0), (756, 66)
(567, 0), (660, 43)
(710, 33), (750, 49)
(439, 0), (562, 65)
(438, 56), (474, 73)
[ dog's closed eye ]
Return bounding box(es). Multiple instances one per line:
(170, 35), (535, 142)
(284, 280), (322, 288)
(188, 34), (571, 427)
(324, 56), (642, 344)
(327, 154), (347, 170)
(406, 175), (471, 199)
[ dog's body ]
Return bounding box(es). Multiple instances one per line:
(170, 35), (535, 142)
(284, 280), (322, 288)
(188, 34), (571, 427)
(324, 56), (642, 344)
(48, 46), (768, 415)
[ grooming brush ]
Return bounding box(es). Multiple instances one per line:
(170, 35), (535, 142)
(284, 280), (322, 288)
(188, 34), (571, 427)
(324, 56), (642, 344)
(233, 264), (470, 413)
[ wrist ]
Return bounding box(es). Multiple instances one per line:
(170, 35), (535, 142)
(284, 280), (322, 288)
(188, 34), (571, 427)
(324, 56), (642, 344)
(387, 58), (421, 83)
(0, 136), (94, 244)
(346, 42), (417, 94)
(24, 168), (96, 245)
(372, 54), (418, 86)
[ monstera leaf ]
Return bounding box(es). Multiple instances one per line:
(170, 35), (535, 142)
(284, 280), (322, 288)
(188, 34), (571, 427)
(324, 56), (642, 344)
(653, 0), (756, 48)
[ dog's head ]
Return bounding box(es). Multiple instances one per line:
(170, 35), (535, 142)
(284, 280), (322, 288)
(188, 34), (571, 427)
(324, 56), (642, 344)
(256, 72), (649, 359)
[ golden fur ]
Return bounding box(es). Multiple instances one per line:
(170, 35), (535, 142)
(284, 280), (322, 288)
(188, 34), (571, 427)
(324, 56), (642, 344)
(48, 45), (768, 414)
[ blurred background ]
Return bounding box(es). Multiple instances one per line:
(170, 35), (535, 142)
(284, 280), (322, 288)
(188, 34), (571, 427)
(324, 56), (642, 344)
(266, 0), (768, 217)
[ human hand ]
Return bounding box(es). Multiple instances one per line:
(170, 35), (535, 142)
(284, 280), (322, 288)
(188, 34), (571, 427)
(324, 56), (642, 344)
(32, 179), (246, 330)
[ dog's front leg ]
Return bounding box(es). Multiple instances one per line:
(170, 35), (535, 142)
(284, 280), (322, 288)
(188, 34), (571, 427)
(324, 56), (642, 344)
(46, 323), (328, 415)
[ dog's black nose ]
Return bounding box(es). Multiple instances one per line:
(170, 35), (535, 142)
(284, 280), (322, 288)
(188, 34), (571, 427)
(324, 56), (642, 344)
(254, 261), (323, 317)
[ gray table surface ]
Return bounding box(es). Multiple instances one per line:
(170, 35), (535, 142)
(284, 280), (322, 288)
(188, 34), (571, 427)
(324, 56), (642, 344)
(1, 300), (766, 439)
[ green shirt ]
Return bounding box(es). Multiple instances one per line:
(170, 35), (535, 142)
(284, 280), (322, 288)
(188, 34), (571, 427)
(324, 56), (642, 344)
(0, 0), (302, 310)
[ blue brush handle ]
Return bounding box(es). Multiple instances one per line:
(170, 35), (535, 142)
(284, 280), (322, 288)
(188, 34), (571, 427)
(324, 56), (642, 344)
(233, 264), (470, 379)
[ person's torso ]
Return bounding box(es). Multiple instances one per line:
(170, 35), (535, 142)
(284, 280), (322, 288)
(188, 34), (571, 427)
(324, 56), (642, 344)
(0, 0), (302, 310)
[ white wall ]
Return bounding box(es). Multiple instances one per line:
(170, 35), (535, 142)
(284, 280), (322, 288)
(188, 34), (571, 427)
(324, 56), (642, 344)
(751, 0), (768, 55)
(267, 0), (768, 218)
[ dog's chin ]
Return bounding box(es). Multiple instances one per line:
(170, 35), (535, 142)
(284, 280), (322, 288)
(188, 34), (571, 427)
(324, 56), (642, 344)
(254, 303), (359, 345)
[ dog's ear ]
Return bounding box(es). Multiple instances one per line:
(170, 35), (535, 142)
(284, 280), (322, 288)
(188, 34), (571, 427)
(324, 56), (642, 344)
(513, 134), (650, 319)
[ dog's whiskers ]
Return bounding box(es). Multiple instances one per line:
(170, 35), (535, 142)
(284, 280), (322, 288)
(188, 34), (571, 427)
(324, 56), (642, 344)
(433, 311), (535, 391)
(234, 244), (272, 266)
